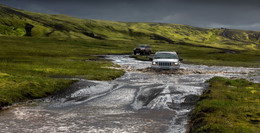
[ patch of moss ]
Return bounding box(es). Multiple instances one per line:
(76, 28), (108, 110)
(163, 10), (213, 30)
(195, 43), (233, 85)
(189, 77), (260, 133)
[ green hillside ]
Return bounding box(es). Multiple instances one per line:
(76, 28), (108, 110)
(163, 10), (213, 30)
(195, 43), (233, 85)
(1, 4), (260, 51)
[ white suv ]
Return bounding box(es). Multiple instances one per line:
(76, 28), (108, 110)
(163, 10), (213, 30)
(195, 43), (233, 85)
(151, 51), (182, 70)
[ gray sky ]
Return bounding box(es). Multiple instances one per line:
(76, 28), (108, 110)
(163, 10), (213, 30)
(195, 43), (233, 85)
(1, 0), (260, 31)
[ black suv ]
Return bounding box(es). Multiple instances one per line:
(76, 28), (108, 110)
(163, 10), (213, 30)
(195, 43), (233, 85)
(133, 45), (152, 55)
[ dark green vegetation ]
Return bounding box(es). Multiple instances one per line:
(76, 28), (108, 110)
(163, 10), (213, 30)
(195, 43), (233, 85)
(189, 77), (260, 133)
(0, 4), (259, 108)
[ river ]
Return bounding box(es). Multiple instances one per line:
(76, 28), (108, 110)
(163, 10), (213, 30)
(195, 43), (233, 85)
(0, 55), (259, 133)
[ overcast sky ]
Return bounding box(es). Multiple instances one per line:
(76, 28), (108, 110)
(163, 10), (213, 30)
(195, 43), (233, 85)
(1, 0), (260, 31)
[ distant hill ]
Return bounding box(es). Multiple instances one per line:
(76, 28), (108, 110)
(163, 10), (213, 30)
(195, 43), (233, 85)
(0, 4), (260, 50)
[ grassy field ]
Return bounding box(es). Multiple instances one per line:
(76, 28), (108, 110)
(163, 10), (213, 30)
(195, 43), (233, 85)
(0, 35), (260, 109)
(0, 36), (128, 108)
(189, 77), (260, 133)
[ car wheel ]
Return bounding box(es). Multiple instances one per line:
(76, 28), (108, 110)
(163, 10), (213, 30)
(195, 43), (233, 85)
(155, 69), (161, 72)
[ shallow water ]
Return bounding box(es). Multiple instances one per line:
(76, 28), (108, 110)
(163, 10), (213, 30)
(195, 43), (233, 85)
(0, 55), (259, 133)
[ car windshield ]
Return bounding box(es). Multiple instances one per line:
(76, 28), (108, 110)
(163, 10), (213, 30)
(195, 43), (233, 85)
(138, 45), (146, 48)
(154, 53), (178, 59)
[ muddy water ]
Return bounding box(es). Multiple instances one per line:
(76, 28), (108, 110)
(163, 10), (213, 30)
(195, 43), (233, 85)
(0, 55), (259, 133)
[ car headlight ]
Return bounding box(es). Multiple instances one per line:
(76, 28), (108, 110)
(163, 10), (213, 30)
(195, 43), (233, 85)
(172, 62), (179, 66)
(152, 61), (158, 65)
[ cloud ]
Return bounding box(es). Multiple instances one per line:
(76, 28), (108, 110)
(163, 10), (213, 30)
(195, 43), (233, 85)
(1, 0), (260, 31)
(26, 4), (58, 14)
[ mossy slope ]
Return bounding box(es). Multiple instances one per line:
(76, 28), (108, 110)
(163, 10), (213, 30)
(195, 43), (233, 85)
(189, 77), (260, 133)
(1, 4), (260, 51)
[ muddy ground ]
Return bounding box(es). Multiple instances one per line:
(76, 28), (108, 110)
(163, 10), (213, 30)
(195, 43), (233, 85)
(0, 55), (259, 133)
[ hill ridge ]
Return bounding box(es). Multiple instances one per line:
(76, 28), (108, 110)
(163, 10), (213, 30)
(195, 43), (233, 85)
(0, 4), (260, 50)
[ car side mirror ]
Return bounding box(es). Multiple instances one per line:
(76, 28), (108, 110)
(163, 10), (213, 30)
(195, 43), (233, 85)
(179, 58), (183, 62)
(149, 57), (153, 61)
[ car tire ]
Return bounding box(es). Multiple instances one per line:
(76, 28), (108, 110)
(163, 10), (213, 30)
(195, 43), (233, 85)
(155, 68), (161, 72)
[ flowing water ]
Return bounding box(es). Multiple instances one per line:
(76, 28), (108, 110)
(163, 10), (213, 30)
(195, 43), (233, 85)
(0, 55), (259, 133)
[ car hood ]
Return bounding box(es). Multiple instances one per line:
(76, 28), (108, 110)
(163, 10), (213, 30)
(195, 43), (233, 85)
(153, 59), (179, 62)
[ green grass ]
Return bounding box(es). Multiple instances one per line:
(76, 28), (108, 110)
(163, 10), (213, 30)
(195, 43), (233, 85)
(189, 77), (260, 133)
(0, 36), (126, 108)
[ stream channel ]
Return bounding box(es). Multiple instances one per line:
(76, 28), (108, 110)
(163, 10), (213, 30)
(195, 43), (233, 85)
(0, 55), (259, 133)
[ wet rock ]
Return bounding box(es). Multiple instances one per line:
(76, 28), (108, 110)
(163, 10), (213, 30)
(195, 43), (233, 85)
(51, 80), (97, 100)
(167, 103), (181, 110)
(181, 95), (199, 109)
(184, 94), (199, 104)
(137, 88), (163, 106)
(167, 95), (199, 110)
(168, 86), (183, 94)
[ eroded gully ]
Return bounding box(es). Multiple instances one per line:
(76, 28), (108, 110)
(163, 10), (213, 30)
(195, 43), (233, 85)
(0, 55), (259, 133)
